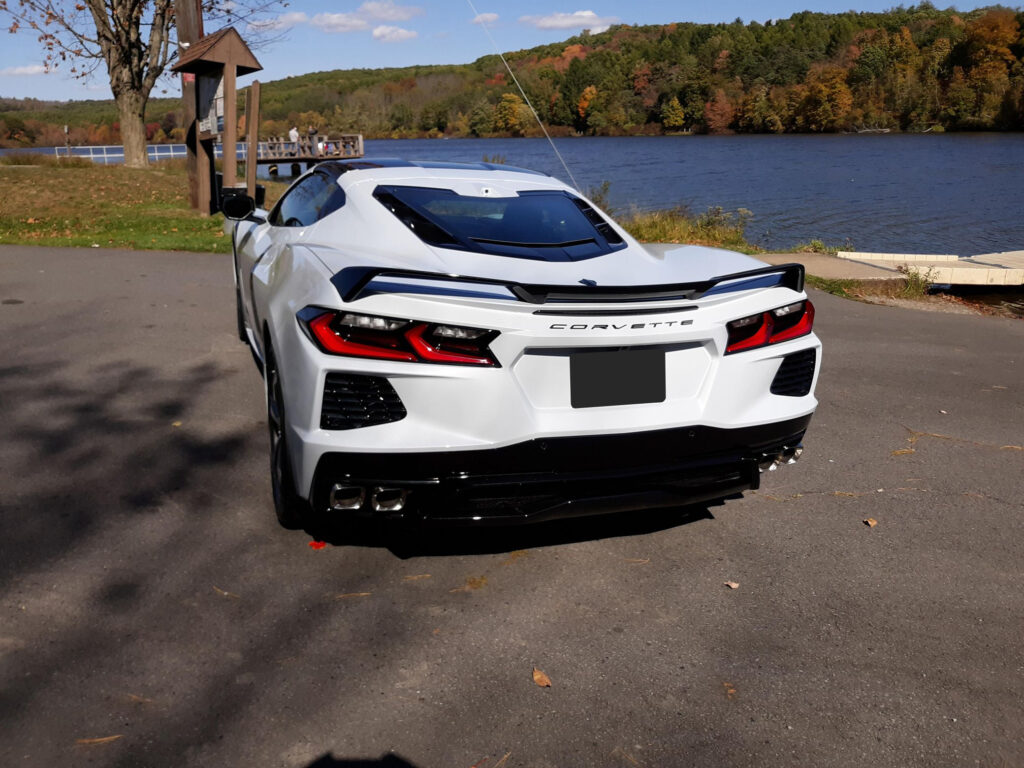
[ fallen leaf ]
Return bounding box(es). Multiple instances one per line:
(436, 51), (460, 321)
(402, 573), (431, 582)
(864, 518), (878, 528)
(333, 592), (371, 600)
(75, 735), (123, 746)
(891, 448), (915, 456)
(212, 585), (240, 599)
(493, 753), (512, 768)
(833, 491), (858, 497)
(450, 576), (487, 593)
(723, 681), (737, 700)
(532, 667), (552, 688)
(171, 421), (182, 428)
(724, 581), (740, 589)
(992, 385), (1008, 390)
(624, 557), (650, 564)
(125, 693), (153, 704)
(1000, 445), (1023, 451)
(308, 540), (327, 550)
(468, 758), (489, 768)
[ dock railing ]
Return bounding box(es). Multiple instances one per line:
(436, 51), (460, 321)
(52, 133), (364, 165)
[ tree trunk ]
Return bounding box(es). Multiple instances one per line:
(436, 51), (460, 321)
(116, 91), (149, 168)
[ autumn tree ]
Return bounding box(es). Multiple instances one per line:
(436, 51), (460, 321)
(493, 92), (527, 135)
(703, 90), (736, 133)
(660, 96), (686, 131)
(1, 0), (281, 167)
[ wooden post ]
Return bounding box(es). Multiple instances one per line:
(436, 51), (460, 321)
(245, 80), (260, 199)
(222, 63), (237, 190)
(175, 0), (204, 210)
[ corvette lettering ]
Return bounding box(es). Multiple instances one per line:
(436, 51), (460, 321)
(549, 320), (694, 330)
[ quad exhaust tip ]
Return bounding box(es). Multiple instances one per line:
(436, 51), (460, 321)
(759, 444), (804, 473)
(329, 485), (409, 513)
(329, 484), (366, 511)
(371, 487), (408, 513)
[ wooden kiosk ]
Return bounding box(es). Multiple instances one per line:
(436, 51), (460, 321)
(172, 27), (262, 215)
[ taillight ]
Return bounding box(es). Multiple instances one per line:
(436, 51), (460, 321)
(300, 309), (499, 366)
(726, 300), (814, 354)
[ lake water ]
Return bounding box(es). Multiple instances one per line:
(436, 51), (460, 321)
(358, 135), (1024, 256)
(5, 134), (1023, 254)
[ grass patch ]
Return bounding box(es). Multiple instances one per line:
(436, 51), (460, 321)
(896, 264), (935, 298)
(0, 163), (287, 253)
(805, 275), (864, 298)
(0, 153), (94, 168)
(791, 239), (839, 255)
(621, 205), (757, 253)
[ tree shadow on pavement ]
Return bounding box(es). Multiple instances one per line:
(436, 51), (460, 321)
(0, 358), (250, 586)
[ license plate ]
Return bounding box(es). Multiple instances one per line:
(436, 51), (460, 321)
(570, 348), (666, 408)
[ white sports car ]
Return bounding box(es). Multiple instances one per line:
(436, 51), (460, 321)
(223, 159), (820, 529)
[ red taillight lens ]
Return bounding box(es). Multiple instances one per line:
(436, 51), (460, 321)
(725, 300), (814, 354)
(302, 309), (499, 366)
(770, 300), (815, 343)
(307, 311), (417, 362)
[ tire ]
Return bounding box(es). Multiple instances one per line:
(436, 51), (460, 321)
(265, 343), (311, 529)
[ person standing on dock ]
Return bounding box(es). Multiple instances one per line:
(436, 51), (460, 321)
(308, 125), (318, 157)
(288, 125), (299, 156)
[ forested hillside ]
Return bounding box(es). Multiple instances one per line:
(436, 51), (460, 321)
(3, 4), (1022, 147)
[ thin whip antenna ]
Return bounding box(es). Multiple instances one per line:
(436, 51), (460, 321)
(465, 0), (581, 192)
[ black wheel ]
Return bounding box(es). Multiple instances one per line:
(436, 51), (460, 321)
(265, 344), (310, 529)
(235, 283), (248, 343)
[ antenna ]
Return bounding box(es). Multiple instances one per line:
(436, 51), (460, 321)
(465, 0), (581, 192)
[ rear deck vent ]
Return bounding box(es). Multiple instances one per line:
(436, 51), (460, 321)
(321, 373), (407, 430)
(770, 349), (817, 397)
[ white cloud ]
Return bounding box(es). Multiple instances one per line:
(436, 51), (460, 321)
(310, 12), (369, 33)
(519, 10), (619, 34)
(372, 25), (418, 42)
(472, 12), (499, 25)
(0, 64), (47, 76)
(248, 11), (308, 32)
(359, 1), (424, 22)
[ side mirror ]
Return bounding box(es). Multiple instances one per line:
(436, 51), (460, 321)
(221, 194), (256, 221)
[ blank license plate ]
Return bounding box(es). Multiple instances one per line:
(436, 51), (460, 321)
(570, 348), (666, 408)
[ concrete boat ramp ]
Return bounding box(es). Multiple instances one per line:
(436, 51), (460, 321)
(756, 250), (1024, 286)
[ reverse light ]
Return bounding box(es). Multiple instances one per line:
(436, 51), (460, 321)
(725, 300), (815, 354)
(300, 309), (499, 366)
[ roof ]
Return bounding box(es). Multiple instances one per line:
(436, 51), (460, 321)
(171, 27), (261, 75)
(316, 158), (550, 178)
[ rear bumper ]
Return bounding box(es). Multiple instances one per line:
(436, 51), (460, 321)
(309, 414), (812, 524)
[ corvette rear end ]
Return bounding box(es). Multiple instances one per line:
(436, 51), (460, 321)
(224, 159), (820, 528)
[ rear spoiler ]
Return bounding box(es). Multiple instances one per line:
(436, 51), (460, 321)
(331, 263), (805, 305)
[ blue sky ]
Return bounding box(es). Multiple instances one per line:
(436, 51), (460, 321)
(0, 1), (1012, 102)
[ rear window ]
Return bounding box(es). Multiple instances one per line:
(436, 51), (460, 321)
(373, 186), (625, 262)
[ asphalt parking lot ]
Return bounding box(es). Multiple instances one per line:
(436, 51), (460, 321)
(1, 245), (1022, 768)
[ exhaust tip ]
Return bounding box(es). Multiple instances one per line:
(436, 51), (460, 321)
(329, 484), (366, 511)
(371, 487), (408, 513)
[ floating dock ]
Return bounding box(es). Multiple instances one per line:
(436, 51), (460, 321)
(836, 251), (1024, 286)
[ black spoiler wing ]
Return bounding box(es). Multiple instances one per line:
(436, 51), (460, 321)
(331, 263), (805, 305)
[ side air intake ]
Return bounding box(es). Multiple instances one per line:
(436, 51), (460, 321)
(770, 349), (817, 397)
(321, 373), (407, 430)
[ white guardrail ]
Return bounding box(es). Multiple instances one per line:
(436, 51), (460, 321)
(52, 143), (247, 164)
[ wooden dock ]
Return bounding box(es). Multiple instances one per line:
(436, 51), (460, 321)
(254, 133), (363, 174)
